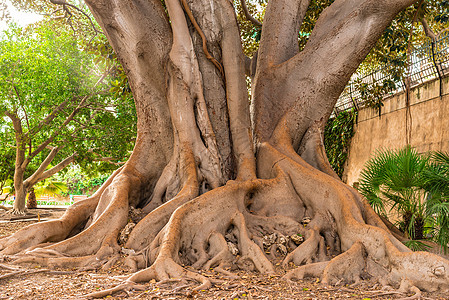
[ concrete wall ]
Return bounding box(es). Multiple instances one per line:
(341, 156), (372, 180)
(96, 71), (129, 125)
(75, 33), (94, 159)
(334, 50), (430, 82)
(343, 76), (449, 186)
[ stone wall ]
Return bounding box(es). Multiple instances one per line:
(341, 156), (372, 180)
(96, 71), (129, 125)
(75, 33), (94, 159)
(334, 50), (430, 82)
(343, 76), (449, 186)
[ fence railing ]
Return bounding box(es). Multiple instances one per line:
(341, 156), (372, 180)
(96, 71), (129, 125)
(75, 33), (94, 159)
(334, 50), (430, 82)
(335, 31), (449, 114)
(0, 194), (89, 207)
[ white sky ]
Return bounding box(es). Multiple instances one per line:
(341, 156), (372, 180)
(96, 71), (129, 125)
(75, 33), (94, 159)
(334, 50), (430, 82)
(0, 0), (43, 32)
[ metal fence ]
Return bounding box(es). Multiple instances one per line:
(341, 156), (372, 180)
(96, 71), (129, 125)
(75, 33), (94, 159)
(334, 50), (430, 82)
(334, 31), (449, 114)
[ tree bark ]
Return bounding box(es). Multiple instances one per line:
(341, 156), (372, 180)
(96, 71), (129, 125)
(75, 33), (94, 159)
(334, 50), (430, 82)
(26, 187), (37, 209)
(2, 0), (449, 296)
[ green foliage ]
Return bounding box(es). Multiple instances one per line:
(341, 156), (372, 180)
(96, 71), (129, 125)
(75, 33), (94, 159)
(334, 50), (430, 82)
(359, 147), (449, 252)
(403, 239), (432, 252)
(0, 21), (136, 184)
(234, 0), (265, 57)
(324, 110), (357, 178)
(57, 166), (109, 196)
(33, 179), (68, 197)
(422, 151), (449, 252)
(359, 146), (429, 240)
(0, 130), (15, 195)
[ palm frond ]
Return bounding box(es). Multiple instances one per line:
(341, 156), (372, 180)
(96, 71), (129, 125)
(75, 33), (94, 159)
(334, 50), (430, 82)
(403, 240), (432, 251)
(34, 180), (68, 197)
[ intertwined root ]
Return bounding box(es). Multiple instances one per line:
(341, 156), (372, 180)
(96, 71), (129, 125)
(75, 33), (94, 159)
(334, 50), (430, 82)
(1, 140), (449, 298)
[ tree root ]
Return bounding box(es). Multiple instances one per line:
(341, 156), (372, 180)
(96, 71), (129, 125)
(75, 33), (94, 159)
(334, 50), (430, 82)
(283, 228), (322, 267)
(83, 281), (147, 299)
(283, 261), (329, 281)
(2, 127), (449, 299)
(0, 197), (98, 256)
(0, 268), (74, 281)
(0, 205), (10, 211)
(1, 208), (27, 216)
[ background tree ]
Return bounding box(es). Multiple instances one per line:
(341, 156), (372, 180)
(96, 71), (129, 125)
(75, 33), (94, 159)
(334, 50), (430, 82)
(1, 0), (449, 298)
(0, 22), (136, 214)
(0, 129), (15, 198)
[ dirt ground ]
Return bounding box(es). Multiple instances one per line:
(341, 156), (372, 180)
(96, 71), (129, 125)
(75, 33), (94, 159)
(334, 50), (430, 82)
(0, 212), (447, 300)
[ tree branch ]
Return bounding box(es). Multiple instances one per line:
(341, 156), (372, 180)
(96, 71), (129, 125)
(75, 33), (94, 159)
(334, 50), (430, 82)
(23, 71), (109, 167)
(24, 152), (77, 188)
(49, 0), (102, 41)
(27, 98), (71, 138)
(239, 0), (262, 27)
(12, 84), (32, 156)
(420, 17), (437, 41)
(23, 146), (60, 189)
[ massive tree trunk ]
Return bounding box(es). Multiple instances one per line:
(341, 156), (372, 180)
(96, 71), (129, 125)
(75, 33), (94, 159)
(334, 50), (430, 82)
(2, 0), (449, 296)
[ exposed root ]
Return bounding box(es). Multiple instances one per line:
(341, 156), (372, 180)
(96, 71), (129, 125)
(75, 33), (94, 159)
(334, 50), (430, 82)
(1, 208), (27, 216)
(83, 281), (147, 299)
(283, 228), (322, 267)
(0, 268), (74, 281)
(0, 205), (10, 211)
(321, 241), (367, 285)
(283, 261), (329, 281)
(202, 232), (233, 271)
(232, 211), (274, 274)
(0, 197), (98, 256)
(127, 258), (211, 291)
(397, 286), (422, 300)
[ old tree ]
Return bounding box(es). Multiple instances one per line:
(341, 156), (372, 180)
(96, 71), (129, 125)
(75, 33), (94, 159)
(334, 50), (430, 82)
(2, 0), (449, 297)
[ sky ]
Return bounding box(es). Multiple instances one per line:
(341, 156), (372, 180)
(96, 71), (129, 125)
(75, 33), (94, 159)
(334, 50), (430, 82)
(0, 0), (43, 32)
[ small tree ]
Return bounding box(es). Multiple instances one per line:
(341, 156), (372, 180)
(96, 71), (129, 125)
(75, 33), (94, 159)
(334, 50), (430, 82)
(0, 23), (136, 214)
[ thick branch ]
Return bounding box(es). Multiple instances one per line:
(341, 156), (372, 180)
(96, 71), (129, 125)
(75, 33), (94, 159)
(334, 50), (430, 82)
(24, 152), (77, 188)
(23, 103), (81, 167)
(254, 0), (419, 146)
(220, 0), (256, 180)
(257, 0), (311, 67)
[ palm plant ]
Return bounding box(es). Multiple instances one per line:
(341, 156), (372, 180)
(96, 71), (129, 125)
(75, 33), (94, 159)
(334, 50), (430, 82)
(359, 146), (429, 241)
(422, 151), (449, 251)
(33, 179), (68, 198)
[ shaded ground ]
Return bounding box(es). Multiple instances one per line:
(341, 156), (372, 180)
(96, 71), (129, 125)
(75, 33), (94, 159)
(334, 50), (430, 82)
(0, 208), (66, 222)
(0, 215), (446, 299)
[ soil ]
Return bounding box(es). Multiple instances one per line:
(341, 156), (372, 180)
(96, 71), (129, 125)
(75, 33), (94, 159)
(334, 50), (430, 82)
(0, 210), (446, 300)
